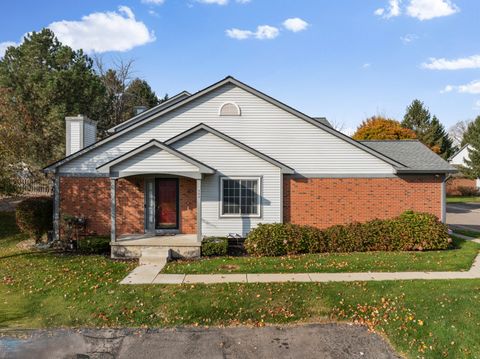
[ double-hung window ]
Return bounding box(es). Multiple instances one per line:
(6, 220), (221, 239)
(221, 177), (260, 217)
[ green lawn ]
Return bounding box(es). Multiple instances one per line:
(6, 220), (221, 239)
(1, 211), (480, 358)
(453, 228), (480, 239)
(163, 237), (480, 274)
(447, 196), (480, 203)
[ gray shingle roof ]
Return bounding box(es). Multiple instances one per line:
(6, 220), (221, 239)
(360, 140), (457, 173)
(313, 117), (332, 127)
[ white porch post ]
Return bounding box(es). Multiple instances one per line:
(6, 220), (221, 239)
(441, 175), (447, 223)
(53, 174), (60, 241)
(196, 177), (202, 242)
(111, 178), (117, 242)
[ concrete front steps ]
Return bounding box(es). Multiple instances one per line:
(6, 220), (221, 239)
(140, 248), (171, 266)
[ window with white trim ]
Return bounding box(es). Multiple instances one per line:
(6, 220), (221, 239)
(221, 177), (260, 216)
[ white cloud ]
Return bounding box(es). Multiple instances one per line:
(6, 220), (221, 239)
(362, 63), (371, 69)
(48, 6), (155, 53)
(400, 33), (418, 44)
(375, 0), (459, 20)
(0, 41), (17, 57)
(474, 100), (480, 109)
(283, 18), (309, 32)
(226, 25), (279, 40)
(406, 0), (459, 20)
(196, 0), (228, 4)
(422, 55), (480, 70)
(141, 0), (165, 4)
(375, 0), (401, 18)
(442, 80), (480, 94)
(255, 25), (279, 39)
(225, 28), (254, 40)
(236, 0), (251, 3)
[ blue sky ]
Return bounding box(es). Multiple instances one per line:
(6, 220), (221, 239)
(1, 0), (479, 133)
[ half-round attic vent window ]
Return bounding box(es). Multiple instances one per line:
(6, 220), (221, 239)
(219, 102), (241, 116)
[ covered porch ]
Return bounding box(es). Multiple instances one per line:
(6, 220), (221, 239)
(95, 140), (216, 259)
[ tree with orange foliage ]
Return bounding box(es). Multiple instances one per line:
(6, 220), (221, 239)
(352, 116), (417, 141)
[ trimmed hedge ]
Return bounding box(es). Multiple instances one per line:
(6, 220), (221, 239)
(244, 211), (451, 256)
(15, 196), (53, 242)
(202, 237), (228, 257)
(77, 236), (110, 254)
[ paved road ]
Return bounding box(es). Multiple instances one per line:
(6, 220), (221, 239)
(0, 324), (400, 359)
(447, 202), (480, 232)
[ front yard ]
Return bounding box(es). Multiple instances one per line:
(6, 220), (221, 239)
(1, 211), (480, 358)
(163, 236), (479, 274)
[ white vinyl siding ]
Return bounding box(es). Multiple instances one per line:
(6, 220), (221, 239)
(84, 121), (97, 147)
(111, 147), (199, 174)
(172, 130), (281, 237)
(69, 121), (81, 154)
(58, 84), (395, 175)
(450, 146), (471, 166)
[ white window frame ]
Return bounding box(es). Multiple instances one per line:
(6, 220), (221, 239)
(220, 176), (261, 218)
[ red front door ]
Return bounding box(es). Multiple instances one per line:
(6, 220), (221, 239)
(155, 179), (178, 229)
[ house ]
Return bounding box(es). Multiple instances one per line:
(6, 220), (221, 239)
(44, 76), (456, 258)
(447, 144), (480, 195)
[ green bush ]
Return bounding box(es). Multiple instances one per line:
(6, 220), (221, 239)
(77, 236), (110, 254)
(457, 186), (480, 197)
(201, 237), (228, 257)
(244, 211), (451, 256)
(15, 196), (53, 242)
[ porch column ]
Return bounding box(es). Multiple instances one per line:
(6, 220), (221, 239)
(196, 178), (202, 242)
(111, 178), (117, 242)
(441, 175), (447, 223)
(53, 174), (60, 241)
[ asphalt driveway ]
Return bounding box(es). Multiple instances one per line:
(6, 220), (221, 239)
(447, 202), (480, 232)
(0, 324), (400, 359)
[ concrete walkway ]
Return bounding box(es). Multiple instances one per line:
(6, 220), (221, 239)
(120, 252), (480, 285)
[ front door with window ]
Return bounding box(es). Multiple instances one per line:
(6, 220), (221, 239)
(155, 178), (179, 229)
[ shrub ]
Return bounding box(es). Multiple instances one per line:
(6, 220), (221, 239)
(77, 236), (110, 254)
(457, 186), (480, 197)
(244, 211), (451, 256)
(15, 196), (53, 242)
(202, 237), (228, 257)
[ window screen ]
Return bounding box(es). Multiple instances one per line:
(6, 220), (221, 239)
(222, 178), (259, 215)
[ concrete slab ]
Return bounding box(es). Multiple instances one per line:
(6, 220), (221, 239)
(247, 273), (311, 283)
(119, 265), (161, 284)
(183, 274), (247, 284)
(152, 274), (186, 284)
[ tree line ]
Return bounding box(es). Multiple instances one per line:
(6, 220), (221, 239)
(351, 101), (480, 179)
(0, 29), (165, 192)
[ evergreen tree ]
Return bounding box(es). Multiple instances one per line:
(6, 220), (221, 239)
(463, 115), (480, 178)
(0, 29), (108, 169)
(402, 99), (453, 158)
(123, 78), (160, 120)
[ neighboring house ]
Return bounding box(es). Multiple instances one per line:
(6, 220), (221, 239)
(44, 77), (456, 258)
(447, 144), (480, 195)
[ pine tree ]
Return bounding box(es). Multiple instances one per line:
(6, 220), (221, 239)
(402, 99), (453, 158)
(463, 115), (480, 178)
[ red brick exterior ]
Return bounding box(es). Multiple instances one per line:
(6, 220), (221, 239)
(179, 177), (197, 234)
(116, 177), (145, 236)
(283, 175), (442, 229)
(60, 177), (111, 236)
(59, 176), (197, 238)
(446, 177), (477, 196)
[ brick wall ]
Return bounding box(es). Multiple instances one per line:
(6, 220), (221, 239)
(116, 177), (145, 236)
(179, 177), (197, 234)
(283, 175), (442, 229)
(60, 176), (197, 238)
(60, 177), (111, 236)
(446, 177), (477, 196)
